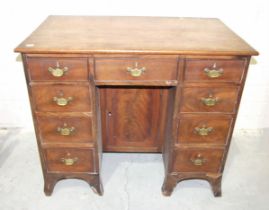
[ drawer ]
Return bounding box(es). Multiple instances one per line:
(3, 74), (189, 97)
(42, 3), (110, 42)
(37, 115), (93, 144)
(181, 87), (239, 113)
(26, 57), (88, 81)
(45, 148), (95, 173)
(95, 57), (178, 81)
(173, 148), (224, 173)
(31, 84), (92, 112)
(184, 59), (246, 83)
(177, 115), (233, 145)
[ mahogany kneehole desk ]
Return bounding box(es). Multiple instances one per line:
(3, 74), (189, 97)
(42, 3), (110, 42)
(15, 16), (258, 197)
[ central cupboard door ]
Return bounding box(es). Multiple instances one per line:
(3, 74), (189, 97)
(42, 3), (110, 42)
(100, 87), (170, 152)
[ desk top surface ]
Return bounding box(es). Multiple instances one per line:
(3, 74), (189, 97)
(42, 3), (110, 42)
(15, 16), (258, 56)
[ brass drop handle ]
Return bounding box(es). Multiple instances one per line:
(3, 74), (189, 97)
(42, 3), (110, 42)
(204, 63), (223, 78)
(57, 123), (75, 136)
(48, 62), (68, 77)
(191, 154), (207, 166)
(53, 96), (73, 106)
(201, 94), (218, 106)
(61, 157), (78, 166)
(195, 126), (213, 136)
(127, 62), (146, 77)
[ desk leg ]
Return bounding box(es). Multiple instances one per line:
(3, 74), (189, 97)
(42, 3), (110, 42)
(43, 173), (103, 196)
(207, 174), (222, 197)
(88, 174), (104, 196)
(162, 174), (177, 196)
(44, 175), (57, 196)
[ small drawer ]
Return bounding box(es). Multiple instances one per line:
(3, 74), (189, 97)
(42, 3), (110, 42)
(181, 87), (239, 113)
(45, 148), (95, 173)
(31, 84), (92, 112)
(26, 57), (88, 81)
(184, 59), (246, 83)
(95, 56), (178, 83)
(177, 115), (233, 145)
(37, 115), (93, 144)
(173, 148), (224, 173)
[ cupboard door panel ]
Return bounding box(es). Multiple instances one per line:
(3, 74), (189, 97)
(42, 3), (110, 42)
(100, 87), (168, 152)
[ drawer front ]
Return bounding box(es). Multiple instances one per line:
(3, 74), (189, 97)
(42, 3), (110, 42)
(184, 59), (246, 83)
(181, 87), (239, 113)
(37, 115), (93, 143)
(177, 115), (233, 145)
(45, 148), (94, 172)
(27, 57), (88, 81)
(173, 148), (224, 173)
(95, 57), (178, 81)
(31, 84), (92, 112)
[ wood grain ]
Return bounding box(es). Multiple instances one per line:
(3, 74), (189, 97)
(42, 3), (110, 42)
(95, 56), (178, 81)
(172, 148), (224, 173)
(36, 115), (93, 143)
(177, 114), (233, 145)
(31, 84), (92, 112)
(16, 16), (258, 197)
(45, 148), (94, 172)
(14, 16), (258, 56)
(26, 57), (88, 81)
(180, 86), (240, 113)
(100, 87), (167, 152)
(184, 58), (247, 83)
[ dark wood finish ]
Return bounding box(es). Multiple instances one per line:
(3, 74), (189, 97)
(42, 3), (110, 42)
(162, 173), (222, 197)
(172, 148), (224, 173)
(184, 58), (246, 83)
(95, 56), (178, 81)
(95, 80), (178, 86)
(177, 114), (233, 145)
(162, 56), (252, 197)
(181, 86), (240, 113)
(100, 87), (170, 152)
(26, 57), (88, 81)
(14, 16), (258, 56)
(15, 16), (258, 197)
(31, 84), (92, 112)
(36, 114), (93, 144)
(45, 148), (95, 172)
(19, 53), (102, 196)
(44, 173), (103, 196)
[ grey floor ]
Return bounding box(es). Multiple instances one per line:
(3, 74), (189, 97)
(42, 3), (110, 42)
(0, 128), (268, 210)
